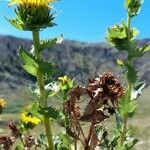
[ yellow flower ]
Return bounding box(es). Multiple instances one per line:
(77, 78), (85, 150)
(10, 0), (55, 7)
(0, 98), (6, 108)
(21, 113), (41, 125)
(58, 75), (70, 84)
(116, 59), (125, 66)
(9, 0), (57, 31)
(58, 75), (73, 91)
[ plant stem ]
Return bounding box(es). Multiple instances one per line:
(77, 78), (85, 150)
(127, 13), (131, 38)
(120, 116), (127, 148)
(74, 139), (77, 150)
(63, 93), (69, 127)
(32, 31), (55, 150)
(119, 12), (132, 149)
(19, 134), (25, 148)
(32, 31), (41, 60)
(127, 11), (133, 102)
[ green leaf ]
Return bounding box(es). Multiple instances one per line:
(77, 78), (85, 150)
(128, 43), (150, 59)
(106, 23), (138, 51)
(19, 47), (39, 76)
(23, 65), (38, 76)
(40, 34), (63, 51)
(140, 44), (150, 53)
(131, 28), (139, 39)
(20, 49), (54, 80)
(38, 106), (60, 120)
(118, 90), (136, 118)
(128, 49), (143, 59)
(54, 132), (71, 150)
(127, 41), (141, 59)
(28, 102), (41, 117)
(19, 47), (38, 66)
(118, 61), (138, 84)
(126, 64), (138, 84)
(15, 145), (24, 150)
(125, 137), (138, 149)
(19, 47), (55, 77)
(6, 18), (24, 30)
(39, 61), (55, 77)
(107, 24), (127, 39)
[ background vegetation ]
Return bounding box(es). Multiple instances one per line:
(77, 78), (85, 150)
(0, 35), (150, 149)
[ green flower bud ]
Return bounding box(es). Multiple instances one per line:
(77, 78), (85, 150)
(58, 75), (74, 92)
(125, 0), (143, 17)
(8, 0), (56, 31)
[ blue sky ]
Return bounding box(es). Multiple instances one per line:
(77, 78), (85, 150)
(0, 0), (150, 42)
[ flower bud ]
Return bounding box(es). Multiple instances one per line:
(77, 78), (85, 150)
(9, 0), (56, 31)
(58, 75), (74, 92)
(125, 0), (143, 17)
(106, 23), (139, 51)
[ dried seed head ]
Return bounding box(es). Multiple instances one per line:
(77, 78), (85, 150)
(87, 72), (124, 102)
(0, 136), (14, 150)
(25, 135), (37, 149)
(81, 72), (124, 122)
(65, 86), (86, 115)
(64, 73), (124, 148)
(8, 121), (21, 139)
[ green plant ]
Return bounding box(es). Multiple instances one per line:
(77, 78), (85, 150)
(105, 0), (150, 149)
(0, 0), (149, 149)
(7, 0), (62, 149)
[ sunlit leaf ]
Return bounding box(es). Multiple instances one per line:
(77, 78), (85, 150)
(40, 34), (64, 51)
(126, 64), (138, 84)
(38, 106), (60, 120)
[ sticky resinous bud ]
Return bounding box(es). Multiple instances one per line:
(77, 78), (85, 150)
(125, 0), (143, 17)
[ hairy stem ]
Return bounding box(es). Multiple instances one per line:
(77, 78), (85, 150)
(32, 31), (55, 150)
(119, 12), (132, 149)
(120, 116), (127, 148)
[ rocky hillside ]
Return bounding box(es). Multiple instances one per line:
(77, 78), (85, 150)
(0, 35), (150, 90)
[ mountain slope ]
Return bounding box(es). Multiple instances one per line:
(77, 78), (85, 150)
(0, 35), (150, 90)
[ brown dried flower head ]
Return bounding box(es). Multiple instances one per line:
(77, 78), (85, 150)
(64, 72), (124, 149)
(25, 135), (38, 149)
(0, 136), (14, 150)
(8, 121), (21, 139)
(87, 72), (124, 102)
(84, 72), (124, 122)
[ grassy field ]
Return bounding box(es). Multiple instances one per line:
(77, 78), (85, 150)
(0, 87), (150, 149)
